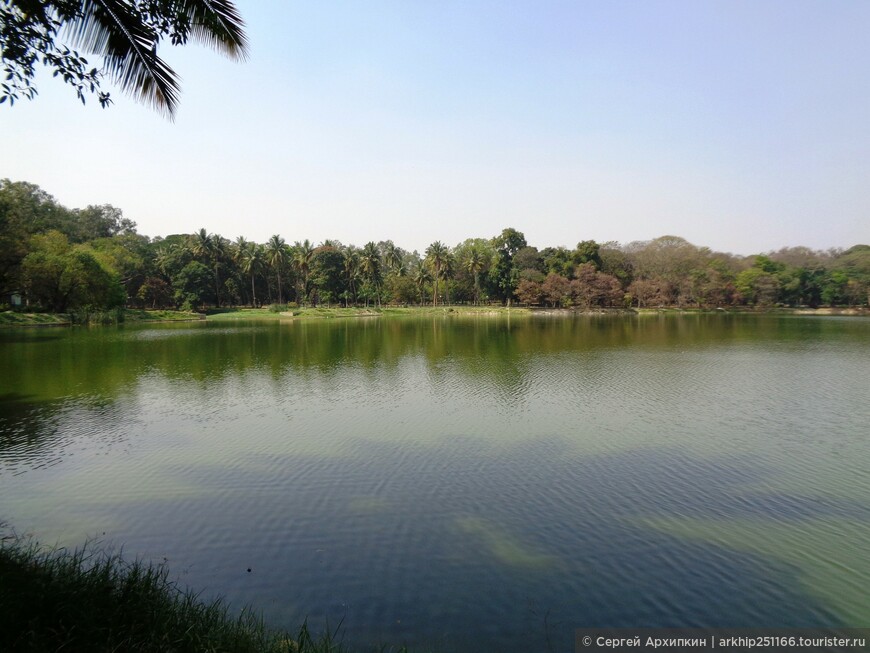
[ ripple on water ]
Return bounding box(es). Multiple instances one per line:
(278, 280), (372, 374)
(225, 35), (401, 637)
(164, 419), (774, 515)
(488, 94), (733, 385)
(1, 316), (869, 651)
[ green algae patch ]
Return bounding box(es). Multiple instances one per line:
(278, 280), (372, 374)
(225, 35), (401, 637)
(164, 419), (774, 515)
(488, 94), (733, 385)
(640, 516), (870, 627)
(456, 517), (559, 570)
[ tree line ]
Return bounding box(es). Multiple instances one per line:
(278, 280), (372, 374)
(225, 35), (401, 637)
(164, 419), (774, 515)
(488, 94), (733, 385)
(2, 179), (869, 313)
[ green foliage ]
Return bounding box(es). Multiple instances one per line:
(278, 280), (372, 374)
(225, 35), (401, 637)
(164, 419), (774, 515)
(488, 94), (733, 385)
(574, 240), (602, 269)
(310, 246), (345, 306)
(1, 1), (248, 117)
(2, 180), (869, 316)
(172, 261), (213, 309)
(21, 231), (126, 312)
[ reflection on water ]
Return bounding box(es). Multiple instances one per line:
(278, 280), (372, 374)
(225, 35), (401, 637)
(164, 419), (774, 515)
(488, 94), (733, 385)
(1, 315), (869, 652)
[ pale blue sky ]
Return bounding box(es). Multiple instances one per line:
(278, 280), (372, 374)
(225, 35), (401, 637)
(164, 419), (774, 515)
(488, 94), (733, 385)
(2, 1), (869, 254)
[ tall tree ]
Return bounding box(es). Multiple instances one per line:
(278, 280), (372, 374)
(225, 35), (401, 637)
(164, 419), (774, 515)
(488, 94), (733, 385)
(381, 241), (403, 274)
(292, 239), (315, 306)
(266, 235), (287, 304)
(425, 241), (449, 306)
(341, 246), (360, 307)
(239, 242), (264, 307)
(189, 228), (224, 306)
(413, 264), (432, 306)
(463, 243), (488, 305)
(489, 228), (526, 307)
(359, 242), (382, 307)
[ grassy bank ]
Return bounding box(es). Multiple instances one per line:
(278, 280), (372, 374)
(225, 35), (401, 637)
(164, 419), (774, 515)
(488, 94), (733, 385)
(5, 305), (866, 328)
(206, 306), (531, 321)
(0, 311), (71, 326)
(123, 309), (205, 322)
(0, 535), (355, 653)
(0, 309), (204, 327)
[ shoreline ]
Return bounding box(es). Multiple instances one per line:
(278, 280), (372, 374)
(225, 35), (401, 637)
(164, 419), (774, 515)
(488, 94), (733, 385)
(2, 305), (869, 328)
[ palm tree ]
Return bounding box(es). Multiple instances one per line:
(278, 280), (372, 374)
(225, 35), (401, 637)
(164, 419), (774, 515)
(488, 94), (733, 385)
(413, 265), (432, 306)
(266, 235), (288, 304)
(190, 228), (223, 305)
(425, 241), (449, 306)
(154, 245), (172, 280)
(342, 246), (360, 307)
(360, 242), (382, 307)
(441, 251), (455, 305)
(211, 235), (229, 305)
(190, 228), (212, 261)
(381, 241), (403, 274)
(292, 239), (315, 307)
(239, 242), (264, 307)
(464, 244), (487, 305)
(14, 1), (249, 118)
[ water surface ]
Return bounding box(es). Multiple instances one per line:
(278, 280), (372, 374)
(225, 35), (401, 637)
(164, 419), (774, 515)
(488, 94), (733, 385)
(2, 314), (869, 652)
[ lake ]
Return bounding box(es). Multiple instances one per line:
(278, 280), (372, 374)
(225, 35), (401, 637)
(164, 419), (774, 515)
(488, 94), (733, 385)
(1, 314), (869, 652)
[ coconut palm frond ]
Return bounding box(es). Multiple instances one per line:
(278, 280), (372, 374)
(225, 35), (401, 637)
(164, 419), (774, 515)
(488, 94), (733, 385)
(184, 0), (248, 60)
(63, 0), (179, 116)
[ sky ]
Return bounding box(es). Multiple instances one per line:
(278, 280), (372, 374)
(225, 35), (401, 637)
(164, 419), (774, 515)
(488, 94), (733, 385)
(2, 0), (869, 255)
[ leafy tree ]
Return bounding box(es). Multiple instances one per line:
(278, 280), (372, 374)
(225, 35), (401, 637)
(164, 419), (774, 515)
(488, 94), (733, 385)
(21, 230), (124, 311)
(0, 179), (69, 294)
(488, 228), (526, 306)
(541, 273), (571, 307)
(598, 242), (634, 288)
(385, 274), (417, 305)
(515, 278), (542, 306)
(540, 246), (574, 278)
(137, 275), (172, 308)
(172, 260), (212, 309)
(310, 245), (345, 307)
(68, 204), (136, 242)
(513, 246), (543, 274)
(735, 267), (780, 306)
(89, 233), (147, 299)
(574, 240), (602, 269)
(627, 278), (664, 308)
(1, 0), (247, 117)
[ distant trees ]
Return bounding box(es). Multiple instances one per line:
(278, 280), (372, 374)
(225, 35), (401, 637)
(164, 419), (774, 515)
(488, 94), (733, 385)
(3, 180), (870, 313)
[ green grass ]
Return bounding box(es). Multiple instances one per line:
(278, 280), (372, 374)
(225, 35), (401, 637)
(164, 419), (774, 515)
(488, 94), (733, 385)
(0, 309), (204, 326)
(0, 311), (71, 326)
(123, 309), (205, 322)
(206, 306), (530, 321)
(0, 535), (356, 653)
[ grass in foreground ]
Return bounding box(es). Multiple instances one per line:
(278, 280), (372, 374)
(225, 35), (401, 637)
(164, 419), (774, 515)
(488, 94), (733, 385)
(0, 535), (351, 653)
